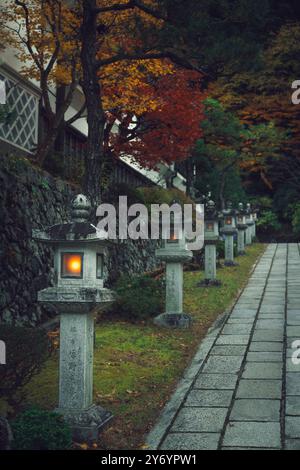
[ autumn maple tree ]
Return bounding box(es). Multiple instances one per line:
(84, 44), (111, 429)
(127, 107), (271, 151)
(2, 0), (279, 208)
(108, 69), (204, 167)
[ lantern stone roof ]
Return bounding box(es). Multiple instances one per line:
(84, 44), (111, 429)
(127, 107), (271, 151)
(32, 222), (108, 243)
(33, 194), (109, 243)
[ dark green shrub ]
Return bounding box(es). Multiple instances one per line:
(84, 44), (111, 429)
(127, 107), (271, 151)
(256, 210), (281, 233)
(113, 274), (164, 321)
(291, 203), (300, 235)
(137, 186), (193, 210)
(12, 408), (72, 450)
(103, 182), (146, 206)
(0, 325), (52, 405)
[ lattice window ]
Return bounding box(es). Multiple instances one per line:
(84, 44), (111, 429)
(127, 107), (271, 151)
(0, 71), (39, 152)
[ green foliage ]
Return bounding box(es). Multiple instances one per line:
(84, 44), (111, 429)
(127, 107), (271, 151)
(103, 184), (193, 209)
(12, 408), (71, 450)
(194, 98), (249, 207)
(137, 186), (193, 208)
(113, 274), (164, 321)
(252, 196), (273, 210)
(290, 203), (300, 235)
(196, 98), (245, 169)
(0, 325), (52, 405)
(103, 182), (146, 206)
(164, 0), (270, 75)
(256, 210), (281, 232)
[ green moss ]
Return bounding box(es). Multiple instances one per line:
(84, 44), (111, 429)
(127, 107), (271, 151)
(23, 243), (265, 449)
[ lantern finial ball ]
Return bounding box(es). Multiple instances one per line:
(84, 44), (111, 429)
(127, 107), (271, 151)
(71, 194), (91, 222)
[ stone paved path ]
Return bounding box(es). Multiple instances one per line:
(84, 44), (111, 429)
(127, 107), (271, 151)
(147, 243), (300, 450)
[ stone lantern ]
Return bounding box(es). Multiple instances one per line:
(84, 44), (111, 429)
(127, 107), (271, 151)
(154, 213), (193, 328)
(252, 209), (258, 239)
(220, 202), (238, 266)
(33, 194), (115, 442)
(199, 200), (221, 286)
(245, 203), (254, 245)
(236, 203), (248, 255)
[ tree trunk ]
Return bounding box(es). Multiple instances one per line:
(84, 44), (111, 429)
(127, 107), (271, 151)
(36, 117), (62, 166)
(80, 0), (106, 212)
(54, 85), (67, 154)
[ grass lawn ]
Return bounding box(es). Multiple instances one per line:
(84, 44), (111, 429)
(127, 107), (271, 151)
(23, 243), (265, 449)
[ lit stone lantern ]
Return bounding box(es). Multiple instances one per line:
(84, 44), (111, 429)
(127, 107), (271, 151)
(199, 200), (221, 286)
(33, 194), (115, 441)
(236, 203), (248, 255)
(245, 203), (254, 245)
(220, 201), (238, 266)
(154, 213), (193, 328)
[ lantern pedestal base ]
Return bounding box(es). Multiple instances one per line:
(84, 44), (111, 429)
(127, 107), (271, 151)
(238, 251), (246, 256)
(224, 260), (239, 267)
(154, 312), (192, 329)
(56, 404), (113, 442)
(198, 279), (222, 287)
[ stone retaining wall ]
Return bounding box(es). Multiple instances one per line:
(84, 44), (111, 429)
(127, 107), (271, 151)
(0, 155), (159, 326)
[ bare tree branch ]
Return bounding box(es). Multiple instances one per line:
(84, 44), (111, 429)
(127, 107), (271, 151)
(97, 50), (202, 71)
(94, 0), (167, 21)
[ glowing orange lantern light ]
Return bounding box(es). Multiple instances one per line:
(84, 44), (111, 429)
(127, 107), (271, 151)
(61, 253), (83, 278)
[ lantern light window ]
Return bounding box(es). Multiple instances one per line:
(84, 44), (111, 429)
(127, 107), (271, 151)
(61, 252), (83, 278)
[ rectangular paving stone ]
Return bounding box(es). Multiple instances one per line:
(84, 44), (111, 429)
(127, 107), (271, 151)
(223, 421), (281, 448)
(210, 345), (247, 356)
(285, 439), (300, 450)
(202, 355), (243, 374)
(286, 396), (300, 416)
(246, 351), (282, 363)
(286, 373), (300, 395)
(160, 433), (220, 450)
(227, 318), (254, 324)
(286, 417), (300, 438)
(216, 335), (250, 346)
(231, 309), (257, 316)
(171, 407), (227, 433)
(287, 326), (300, 337)
(286, 357), (300, 373)
(236, 379), (281, 399)
(194, 373), (238, 390)
(287, 317), (300, 326)
(185, 389), (233, 407)
(249, 342), (283, 352)
(230, 399), (280, 422)
(287, 337), (300, 349)
(259, 306), (285, 314)
(256, 320), (284, 330)
(242, 362), (282, 379)
(258, 314), (285, 320)
(252, 330), (283, 342)
(222, 324), (253, 335)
